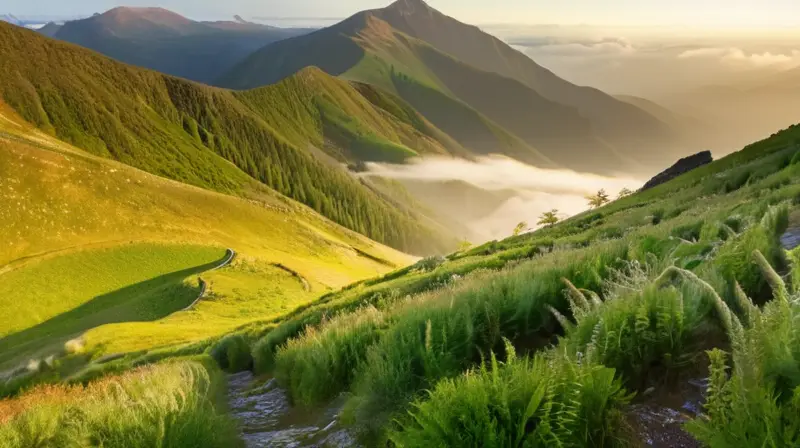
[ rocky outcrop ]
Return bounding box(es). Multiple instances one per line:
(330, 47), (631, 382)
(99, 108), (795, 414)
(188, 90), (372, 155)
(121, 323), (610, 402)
(640, 151), (713, 191)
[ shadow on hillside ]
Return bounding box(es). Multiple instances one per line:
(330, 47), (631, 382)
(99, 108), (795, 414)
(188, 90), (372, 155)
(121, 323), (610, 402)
(0, 253), (230, 367)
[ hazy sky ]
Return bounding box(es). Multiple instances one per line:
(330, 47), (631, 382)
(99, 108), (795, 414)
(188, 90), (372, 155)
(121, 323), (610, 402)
(9, 0), (800, 27)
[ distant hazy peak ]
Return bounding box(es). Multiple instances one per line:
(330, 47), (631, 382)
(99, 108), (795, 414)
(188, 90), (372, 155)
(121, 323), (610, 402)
(386, 0), (434, 15)
(100, 6), (192, 27)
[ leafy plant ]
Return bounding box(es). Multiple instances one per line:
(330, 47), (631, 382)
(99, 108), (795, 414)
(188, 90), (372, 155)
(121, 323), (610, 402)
(537, 209), (560, 228)
(587, 189), (611, 209)
(390, 342), (631, 447)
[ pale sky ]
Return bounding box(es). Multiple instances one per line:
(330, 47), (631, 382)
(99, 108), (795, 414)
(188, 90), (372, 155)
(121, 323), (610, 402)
(8, 0), (800, 28)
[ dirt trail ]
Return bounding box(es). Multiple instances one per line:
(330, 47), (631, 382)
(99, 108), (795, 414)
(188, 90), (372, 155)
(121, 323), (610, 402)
(227, 372), (356, 448)
(182, 248), (236, 311)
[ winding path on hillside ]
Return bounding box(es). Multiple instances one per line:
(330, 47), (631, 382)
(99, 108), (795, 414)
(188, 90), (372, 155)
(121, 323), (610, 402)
(82, 248), (236, 367)
(182, 248), (236, 311)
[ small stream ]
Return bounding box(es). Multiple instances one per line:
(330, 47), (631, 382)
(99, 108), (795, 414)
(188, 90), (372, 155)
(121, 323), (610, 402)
(627, 378), (707, 447)
(227, 372), (358, 448)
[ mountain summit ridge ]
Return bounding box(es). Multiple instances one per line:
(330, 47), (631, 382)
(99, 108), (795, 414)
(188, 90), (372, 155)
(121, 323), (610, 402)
(219, 0), (685, 173)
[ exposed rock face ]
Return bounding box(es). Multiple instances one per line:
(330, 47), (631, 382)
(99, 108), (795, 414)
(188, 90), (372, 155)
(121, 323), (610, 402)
(640, 151), (713, 191)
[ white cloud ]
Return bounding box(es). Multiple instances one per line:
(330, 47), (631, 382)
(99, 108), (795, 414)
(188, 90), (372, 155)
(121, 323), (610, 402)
(511, 37), (637, 58)
(362, 156), (643, 241)
(363, 156), (641, 196)
(678, 47), (800, 68)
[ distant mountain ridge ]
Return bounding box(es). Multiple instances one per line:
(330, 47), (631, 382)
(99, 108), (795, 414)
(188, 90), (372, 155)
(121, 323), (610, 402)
(0, 14), (21, 25)
(220, 0), (687, 174)
(50, 7), (312, 83)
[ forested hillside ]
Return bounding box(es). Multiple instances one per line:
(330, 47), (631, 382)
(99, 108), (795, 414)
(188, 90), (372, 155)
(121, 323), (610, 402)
(0, 22), (459, 254)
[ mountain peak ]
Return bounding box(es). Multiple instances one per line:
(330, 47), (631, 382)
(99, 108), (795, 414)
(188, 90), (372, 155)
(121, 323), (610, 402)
(101, 7), (191, 27)
(386, 0), (434, 15)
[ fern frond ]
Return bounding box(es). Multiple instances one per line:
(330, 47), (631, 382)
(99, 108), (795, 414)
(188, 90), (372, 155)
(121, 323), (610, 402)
(752, 249), (789, 303)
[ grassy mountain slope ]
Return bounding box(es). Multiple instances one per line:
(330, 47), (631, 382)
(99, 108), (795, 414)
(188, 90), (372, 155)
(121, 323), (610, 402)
(220, 13), (556, 168)
(220, 0), (683, 172)
(0, 22), (457, 254)
(218, 121), (800, 445)
(0, 105), (411, 370)
(367, 0), (683, 166)
(233, 67), (467, 163)
(53, 7), (310, 84)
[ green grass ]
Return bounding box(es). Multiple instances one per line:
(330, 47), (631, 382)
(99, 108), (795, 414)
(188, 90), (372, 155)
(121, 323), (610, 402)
(0, 108), (411, 391)
(0, 243), (225, 370)
(275, 306), (385, 406)
(227, 123), (800, 444)
(389, 344), (631, 447)
(686, 249), (800, 446)
(0, 356), (240, 448)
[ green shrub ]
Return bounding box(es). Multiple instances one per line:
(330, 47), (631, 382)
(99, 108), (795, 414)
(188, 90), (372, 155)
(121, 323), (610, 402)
(671, 220), (704, 242)
(651, 208), (665, 225)
(343, 241), (629, 438)
(252, 318), (309, 373)
(390, 345), (631, 447)
(210, 334), (252, 372)
(558, 281), (713, 386)
(274, 307), (384, 406)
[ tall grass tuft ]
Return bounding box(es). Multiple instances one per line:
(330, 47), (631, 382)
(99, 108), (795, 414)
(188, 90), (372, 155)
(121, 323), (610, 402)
(343, 241), (629, 438)
(713, 203), (789, 301)
(274, 306), (385, 406)
(209, 334), (253, 372)
(560, 282), (713, 386)
(0, 356), (240, 448)
(390, 342), (631, 448)
(686, 257), (800, 446)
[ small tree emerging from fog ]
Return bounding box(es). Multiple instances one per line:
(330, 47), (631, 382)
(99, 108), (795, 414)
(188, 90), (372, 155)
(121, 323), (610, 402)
(537, 209), (560, 228)
(617, 188), (633, 199)
(458, 240), (473, 252)
(586, 189), (610, 209)
(513, 221), (528, 236)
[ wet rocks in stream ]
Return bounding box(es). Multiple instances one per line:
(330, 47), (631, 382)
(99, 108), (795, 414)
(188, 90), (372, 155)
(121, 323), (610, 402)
(628, 378), (708, 447)
(227, 372), (358, 448)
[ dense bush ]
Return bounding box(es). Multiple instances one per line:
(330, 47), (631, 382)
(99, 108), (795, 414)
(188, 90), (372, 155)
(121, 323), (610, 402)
(390, 344), (631, 447)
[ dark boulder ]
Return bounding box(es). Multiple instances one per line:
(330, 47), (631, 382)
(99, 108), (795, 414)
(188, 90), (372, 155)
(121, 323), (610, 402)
(640, 151), (713, 191)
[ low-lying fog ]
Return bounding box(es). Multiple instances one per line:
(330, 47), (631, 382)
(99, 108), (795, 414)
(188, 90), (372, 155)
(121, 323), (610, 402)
(364, 156), (643, 242)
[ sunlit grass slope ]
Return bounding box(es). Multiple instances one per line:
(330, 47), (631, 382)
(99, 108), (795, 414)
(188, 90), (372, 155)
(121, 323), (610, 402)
(0, 244), (225, 369)
(0, 357), (239, 448)
(0, 105), (411, 371)
(0, 22), (457, 254)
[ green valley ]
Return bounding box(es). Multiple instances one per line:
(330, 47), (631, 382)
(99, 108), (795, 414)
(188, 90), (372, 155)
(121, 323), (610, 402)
(2, 1), (800, 447)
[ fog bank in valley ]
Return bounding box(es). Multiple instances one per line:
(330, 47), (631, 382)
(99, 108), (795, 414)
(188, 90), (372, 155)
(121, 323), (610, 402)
(364, 156), (644, 242)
